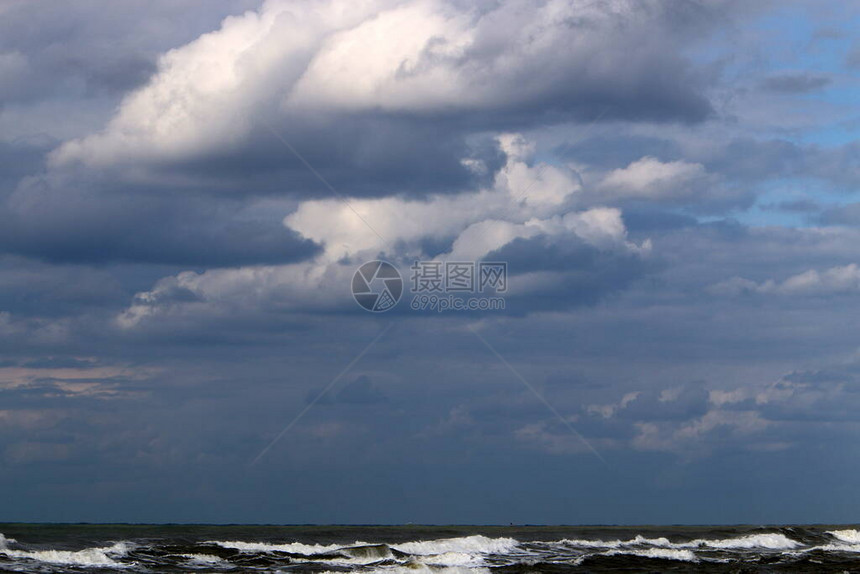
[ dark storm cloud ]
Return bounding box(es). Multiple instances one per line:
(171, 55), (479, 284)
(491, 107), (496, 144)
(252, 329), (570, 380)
(168, 117), (506, 199)
(0, 174), (320, 267)
(0, 138), (52, 196)
(0, 256), (127, 317)
(486, 234), (655, 311)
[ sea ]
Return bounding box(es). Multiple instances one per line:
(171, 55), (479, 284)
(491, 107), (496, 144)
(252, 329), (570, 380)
(1, 524), (859, 573)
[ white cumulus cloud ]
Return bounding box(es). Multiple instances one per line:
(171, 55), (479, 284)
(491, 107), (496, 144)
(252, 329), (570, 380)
(117, 134), (650, 327)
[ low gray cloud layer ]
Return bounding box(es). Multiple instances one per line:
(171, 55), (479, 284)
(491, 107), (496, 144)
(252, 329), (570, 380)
(1, 0), (859, 525)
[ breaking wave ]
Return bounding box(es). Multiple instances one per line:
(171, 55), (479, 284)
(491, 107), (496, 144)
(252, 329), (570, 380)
(829, 529), (860, 544)
(210, 539), (346, 554)
(685, 532), (800, 550)
(0, 538), (131, 567)
(393, 535), (519, 556)
(327, 567), (492, 574)
(603, 547), (698, 562)
(3, 526), (860, 572)
(180, 553), (225, 565)
(559, 532), (799, 551)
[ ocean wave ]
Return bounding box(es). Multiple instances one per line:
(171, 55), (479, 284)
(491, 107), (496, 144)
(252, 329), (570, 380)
(208, 535), (514, 567)
(559, 532), (799, 551)
(393, 535), (519, 555)
(828, 529), (860, 544)
(558, 535), (675, 549)
(181, 553), (226, 565)
(604, 547), (698, 562)
(684, 533), (801, 550)
(802, 543), (860, 554)
(558, 537), (624, 548)
(5, 527), (860, 572)
(290, 544), (400, 566)
(418, 551), (486, 566)
(323, 566), (491, 574)
(210, 539), (348, 554)
(0, 541), (131, 567)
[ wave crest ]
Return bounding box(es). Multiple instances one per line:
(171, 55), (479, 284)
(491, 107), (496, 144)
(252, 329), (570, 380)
(560, 532), (799, 551)
(393, 535), (518, 555)
(829, 529), (860, 544)
(605, 547), (698, 562)
(0, 541), (131, 567)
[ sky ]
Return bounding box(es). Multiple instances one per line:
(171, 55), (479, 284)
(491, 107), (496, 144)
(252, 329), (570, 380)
(0, 0), (859, 525)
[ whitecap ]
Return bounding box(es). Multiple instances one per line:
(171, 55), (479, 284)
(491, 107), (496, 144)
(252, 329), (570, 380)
(604, 547), (698, 562)
(558, 532), (799, 552)
(418, 551), (485, 566)
(0, 541), (131, 567)
(684, 533), (800, 550)
(828, 529), (860, 544)
(181, 553), (226, 565)
(210, 539), (347, 554)
(393, 535), (518, 555)
(322, 566), (491, 574)
(627, 535), (674, 547)
(557, 537), (623, 549)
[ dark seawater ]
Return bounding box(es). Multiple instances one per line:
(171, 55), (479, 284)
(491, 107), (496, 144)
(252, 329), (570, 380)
(1, 524), (860, 573)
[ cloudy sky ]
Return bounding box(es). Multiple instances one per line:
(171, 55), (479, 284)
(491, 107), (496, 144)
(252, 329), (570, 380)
(1, 0), (860, 524)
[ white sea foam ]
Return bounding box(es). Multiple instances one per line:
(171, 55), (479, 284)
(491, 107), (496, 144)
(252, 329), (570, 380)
(0, 541), (131, 567)
(800, 531), (860, 555)
(558, 537), (623, 549)
(181, 553), (225, 565)
(323, 566), (491, 574)
(393, 535), (518, 555)
(292, 546), (396, 566)
(419, 551), (485, 566)
(684, 533), (800, 550)
(559, 532), (799, 551)
(210, 540), (347, 554)
(558, 536), (674, 549)
(605, 547), (698, 562)
(210, 535), (515, 565)
(828, 529), (860, 544)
